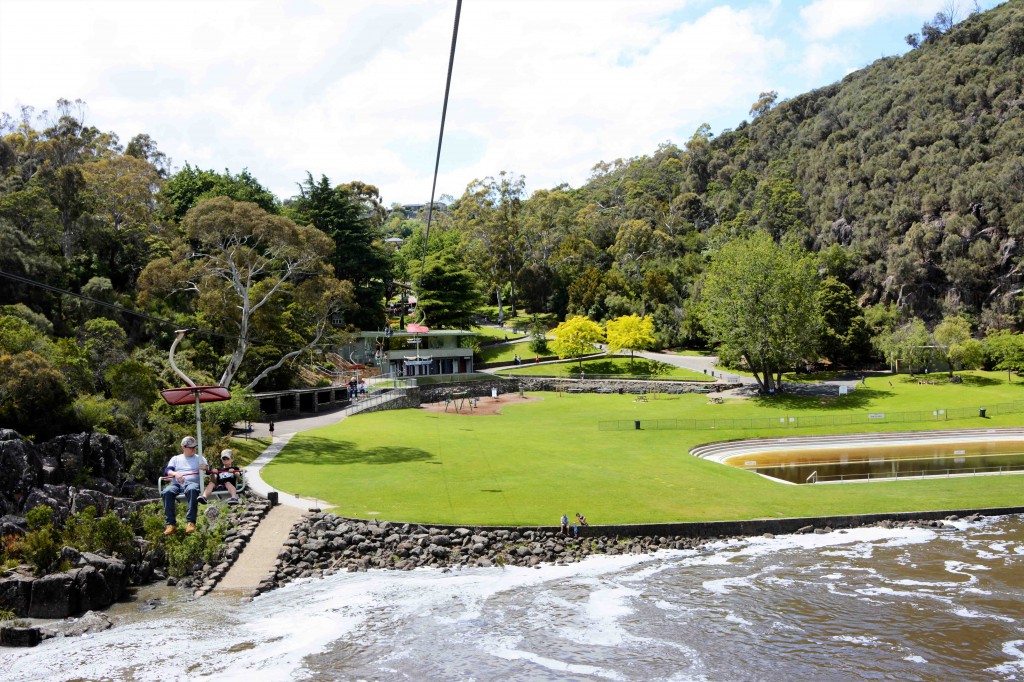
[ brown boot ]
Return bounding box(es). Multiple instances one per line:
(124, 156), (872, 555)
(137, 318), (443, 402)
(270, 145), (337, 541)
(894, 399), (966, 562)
(186, 522), (196, 534)
(163, 525), (176, 536)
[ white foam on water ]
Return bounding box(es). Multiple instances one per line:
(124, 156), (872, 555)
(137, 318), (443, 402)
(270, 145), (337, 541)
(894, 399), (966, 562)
(702, 573), (760, 594)
(831, 634), (883, 647)
(725, 612), (753, 627)
(944, 560), (989, 584)
(892, 577), (960, 588)
(487, 645), (626, 680)
(904, 655), (928, 664)
(986, 639), (1024, 678)
(949, 606), (1016, 623)
(572, 583), (643, 647)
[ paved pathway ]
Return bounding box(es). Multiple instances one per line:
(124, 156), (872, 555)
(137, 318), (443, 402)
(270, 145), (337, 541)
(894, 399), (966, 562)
(217, 405), (371, 592)
(215, 503), (305, 592)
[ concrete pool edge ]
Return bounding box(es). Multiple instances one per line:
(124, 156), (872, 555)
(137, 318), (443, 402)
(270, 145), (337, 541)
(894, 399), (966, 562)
(690, 427), (1024, 464)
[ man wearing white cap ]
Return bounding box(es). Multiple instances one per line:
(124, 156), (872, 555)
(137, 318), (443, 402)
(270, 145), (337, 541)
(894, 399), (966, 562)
(160, 435), (209, 535)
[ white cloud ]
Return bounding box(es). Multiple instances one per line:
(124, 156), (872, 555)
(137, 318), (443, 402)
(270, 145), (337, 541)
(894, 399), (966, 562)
(0, 0), (982, 205)
(799, 0), (958, 42)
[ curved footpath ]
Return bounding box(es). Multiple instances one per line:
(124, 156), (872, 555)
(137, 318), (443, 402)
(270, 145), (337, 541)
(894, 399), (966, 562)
(216, 381), (1023, 595)
(215, 411), (351, 593)
(214, 391), (412, 592)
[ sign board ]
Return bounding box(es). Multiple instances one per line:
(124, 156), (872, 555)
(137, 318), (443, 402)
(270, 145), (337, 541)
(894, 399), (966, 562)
(868, 413), (885, 419)
(839, 385), (848, 395)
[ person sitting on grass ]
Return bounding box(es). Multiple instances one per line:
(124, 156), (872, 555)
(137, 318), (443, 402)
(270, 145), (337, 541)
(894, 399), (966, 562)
(199, 449), (242, 505)
(576, 512), (588, 526)
(161, 435), (208, 535)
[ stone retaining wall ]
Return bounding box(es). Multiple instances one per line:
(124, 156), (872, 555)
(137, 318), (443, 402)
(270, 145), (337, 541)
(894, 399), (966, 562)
(255, 507), (1023, 594)
(513, 378), (733, 395)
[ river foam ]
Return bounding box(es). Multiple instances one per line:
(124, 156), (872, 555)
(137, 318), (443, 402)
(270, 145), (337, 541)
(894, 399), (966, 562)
(4, 516), (1021, 681)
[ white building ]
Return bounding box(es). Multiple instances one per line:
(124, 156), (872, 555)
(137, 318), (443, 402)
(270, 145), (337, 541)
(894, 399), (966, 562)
(341, 329), (476, 377)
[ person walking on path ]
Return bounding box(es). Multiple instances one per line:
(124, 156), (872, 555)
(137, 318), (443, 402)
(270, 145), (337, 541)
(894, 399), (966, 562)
(161, 436), (208, 535)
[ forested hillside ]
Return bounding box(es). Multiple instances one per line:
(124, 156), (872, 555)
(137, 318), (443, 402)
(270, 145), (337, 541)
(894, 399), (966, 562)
(2, 1), (1024, 448)
(484, 0), (1024, 338)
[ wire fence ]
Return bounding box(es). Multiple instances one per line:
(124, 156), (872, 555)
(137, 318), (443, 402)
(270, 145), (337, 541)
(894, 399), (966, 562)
(598, 400), (1024, 432)
(809, 463), (1024, 484)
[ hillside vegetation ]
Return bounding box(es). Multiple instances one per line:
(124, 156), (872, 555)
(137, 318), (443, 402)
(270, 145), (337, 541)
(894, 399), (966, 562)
(2, 2), (1024, 452)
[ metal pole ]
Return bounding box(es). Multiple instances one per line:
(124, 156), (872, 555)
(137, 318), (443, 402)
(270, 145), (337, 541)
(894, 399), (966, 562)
(195, 392), (203, 460)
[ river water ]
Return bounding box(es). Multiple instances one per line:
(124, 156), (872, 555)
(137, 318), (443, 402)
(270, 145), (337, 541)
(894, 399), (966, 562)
(5, 515), (1023, 681)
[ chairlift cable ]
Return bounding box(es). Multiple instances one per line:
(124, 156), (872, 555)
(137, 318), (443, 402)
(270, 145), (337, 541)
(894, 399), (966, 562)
(417, 0), (463, 300)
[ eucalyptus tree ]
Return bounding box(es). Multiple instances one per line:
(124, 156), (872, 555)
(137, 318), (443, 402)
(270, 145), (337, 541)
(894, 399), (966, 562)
(138, 196), (349, 389)
(454, 171), (525, 324)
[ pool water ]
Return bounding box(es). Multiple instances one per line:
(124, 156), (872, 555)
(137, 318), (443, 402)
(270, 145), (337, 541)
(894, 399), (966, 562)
(724, 440), (1024, 484)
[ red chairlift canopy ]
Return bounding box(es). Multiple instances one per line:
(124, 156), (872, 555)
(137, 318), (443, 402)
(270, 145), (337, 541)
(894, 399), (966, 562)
(160, 385), (232, 405)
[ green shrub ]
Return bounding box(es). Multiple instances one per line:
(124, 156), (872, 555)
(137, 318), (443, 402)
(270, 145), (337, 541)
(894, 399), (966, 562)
(164, 520), (223, 578)
(94, 511), (138, 557)
(25, 505), (54, 532)
(20, 528), (64, 575)
(62, 506), (99, 551)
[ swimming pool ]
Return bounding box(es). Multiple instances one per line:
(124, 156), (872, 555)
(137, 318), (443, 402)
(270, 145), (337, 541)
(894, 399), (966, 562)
(691, 429), (1024, 484)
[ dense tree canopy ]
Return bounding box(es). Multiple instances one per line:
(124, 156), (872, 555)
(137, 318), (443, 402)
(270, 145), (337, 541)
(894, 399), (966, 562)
(5, 0), (1024, 470)
(701, 232), (820, 393)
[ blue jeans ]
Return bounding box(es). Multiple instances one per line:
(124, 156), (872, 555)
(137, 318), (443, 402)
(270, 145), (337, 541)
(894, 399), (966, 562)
(161, 480), (200, 526)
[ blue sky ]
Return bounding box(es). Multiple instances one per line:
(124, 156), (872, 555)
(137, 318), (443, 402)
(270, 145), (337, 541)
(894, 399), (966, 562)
(0, 0), (1003, 206)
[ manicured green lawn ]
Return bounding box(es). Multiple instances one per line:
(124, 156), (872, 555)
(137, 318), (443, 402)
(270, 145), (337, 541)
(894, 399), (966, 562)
(261, 374), (1024, 525)
(496, 356), (713, 381)
(477, 340), (534, 363)
(226, 436), (271, 467)
(471, 325), (527, 342)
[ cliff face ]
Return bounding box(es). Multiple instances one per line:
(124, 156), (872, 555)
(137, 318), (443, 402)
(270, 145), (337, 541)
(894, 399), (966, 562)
(0, 430), (131, 524)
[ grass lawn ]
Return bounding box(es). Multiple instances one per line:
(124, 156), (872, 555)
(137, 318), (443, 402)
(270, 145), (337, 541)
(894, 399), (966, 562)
(226, 436), (271, 467)
(496, 356), (713, 381)
(471, 325), (527, 342)
(261, 372), (1024, 525)
(478, 340), (534, 364)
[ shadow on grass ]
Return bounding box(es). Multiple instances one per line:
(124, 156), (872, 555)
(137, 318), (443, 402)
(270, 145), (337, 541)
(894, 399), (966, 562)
(283, 436), (434, 465)
(752, 387), (885, 411)
(572, 358), (671, 376)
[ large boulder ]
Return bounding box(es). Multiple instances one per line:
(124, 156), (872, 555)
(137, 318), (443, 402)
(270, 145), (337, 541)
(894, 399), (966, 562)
(28, 572), (78, 619)
(72, 566), (113, 612)
(81, 552), (128, 598)
(38, 433), (127, 488)
(0, 433), (43, 516)
(0, 573), (33, 614)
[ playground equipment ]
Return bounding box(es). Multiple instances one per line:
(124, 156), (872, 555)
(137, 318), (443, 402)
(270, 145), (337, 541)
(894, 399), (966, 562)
(443, 387), (473, 413)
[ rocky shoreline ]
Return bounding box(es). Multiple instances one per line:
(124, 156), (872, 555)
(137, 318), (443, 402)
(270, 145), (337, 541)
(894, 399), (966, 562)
(253, 511), (983, 596)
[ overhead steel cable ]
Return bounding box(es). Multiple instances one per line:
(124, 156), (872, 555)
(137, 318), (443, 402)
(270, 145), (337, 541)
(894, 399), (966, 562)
(418, 0), (463, 291)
